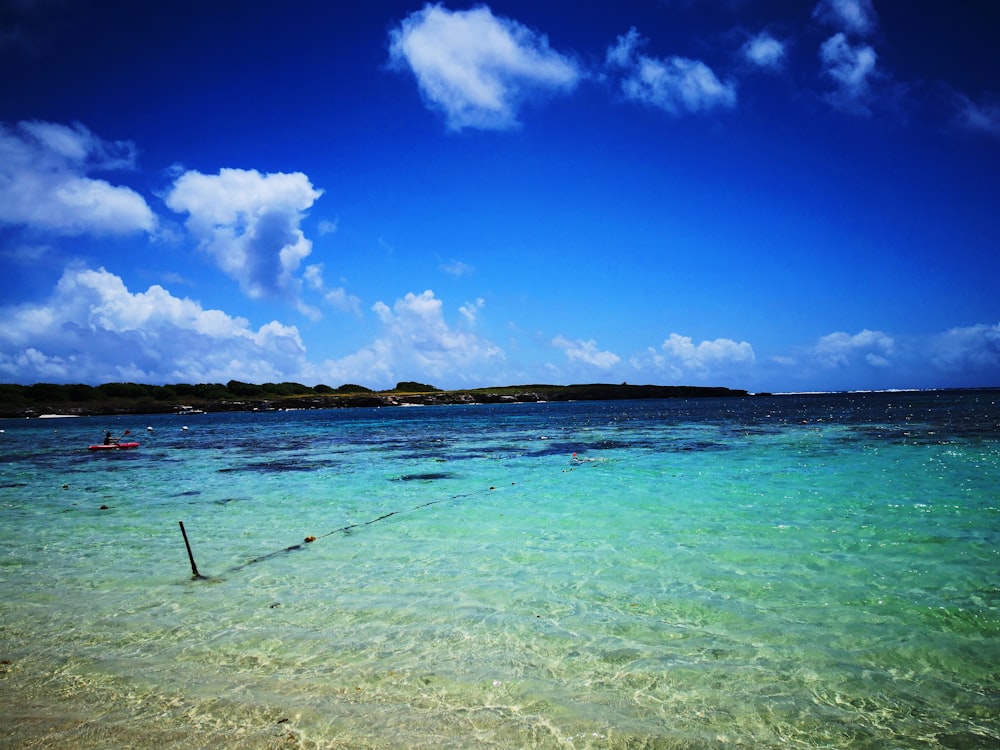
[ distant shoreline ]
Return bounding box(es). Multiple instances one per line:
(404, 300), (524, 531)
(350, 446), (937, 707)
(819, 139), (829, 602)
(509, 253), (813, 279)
(4, 382), (996, 420)
(0, 382), (749, 419)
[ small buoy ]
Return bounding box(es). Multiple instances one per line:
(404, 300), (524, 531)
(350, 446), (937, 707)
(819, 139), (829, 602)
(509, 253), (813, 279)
(147, 426), (154, 432)
(181, 426), (189, 431)
(304, 535), (316, 543)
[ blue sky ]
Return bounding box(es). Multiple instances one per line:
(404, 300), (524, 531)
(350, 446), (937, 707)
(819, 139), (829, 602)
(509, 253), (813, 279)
(1, 0), (998, 392)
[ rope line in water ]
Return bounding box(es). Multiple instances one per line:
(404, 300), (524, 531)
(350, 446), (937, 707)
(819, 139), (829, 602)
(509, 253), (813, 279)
(226, 485), (497, 573)
(222, 455), (602, 576)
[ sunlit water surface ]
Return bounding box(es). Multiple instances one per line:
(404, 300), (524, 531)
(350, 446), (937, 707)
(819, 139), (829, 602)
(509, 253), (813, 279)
(1, 392), (998, 749)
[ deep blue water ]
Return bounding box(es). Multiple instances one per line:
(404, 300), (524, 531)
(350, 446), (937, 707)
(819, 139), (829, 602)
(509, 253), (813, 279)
(1, 391), (998, 748)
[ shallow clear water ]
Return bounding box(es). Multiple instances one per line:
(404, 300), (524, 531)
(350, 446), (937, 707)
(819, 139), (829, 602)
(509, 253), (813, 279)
(1, 392), (998, 749)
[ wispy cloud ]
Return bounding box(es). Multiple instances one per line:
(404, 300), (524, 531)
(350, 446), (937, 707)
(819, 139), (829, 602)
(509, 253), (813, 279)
(165, 168), (323, 306)
(303, 263), (361, 316)
(953, 93), (1000, 139)
(818, 32), (878, 114)
(459, 297), (485, 324)
(441, 258), (474, 277)
(812, 0), (878, 37)
(606, 28), (736, 115)
(0, 120), (156, 235)
(812, 0), (880, 115)
(323, 286), (363, 316)
(388, 4), (581, 131)
(0, 266), (307, 384)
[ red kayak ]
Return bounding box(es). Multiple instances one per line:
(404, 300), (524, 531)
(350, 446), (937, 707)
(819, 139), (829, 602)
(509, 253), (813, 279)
(88, 442), (140, 451)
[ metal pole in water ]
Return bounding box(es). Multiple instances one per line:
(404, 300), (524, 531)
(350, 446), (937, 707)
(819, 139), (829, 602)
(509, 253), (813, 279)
(178, 521), (203, 579)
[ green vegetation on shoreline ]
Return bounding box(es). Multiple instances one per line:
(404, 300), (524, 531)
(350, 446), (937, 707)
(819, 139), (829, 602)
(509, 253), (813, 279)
(0, 380), (749, 419)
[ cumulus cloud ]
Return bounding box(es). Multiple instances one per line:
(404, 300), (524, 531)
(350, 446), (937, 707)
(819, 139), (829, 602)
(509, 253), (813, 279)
(928, 323), (1000, 372)
(814, 328), (894, 367)
(606, 28), (736, 115)
(819, 32), (878, 113)
(743, 32), (785, 70)
(388, 3), (581, 131)
(165, 168), (323, 304)
(661, 333), (755, 370)
(627, 333), (753, 383)
(0, 120), (156, 235)
(766, 324), (1000, 389)
(552, 336), (620, 369)
(812, 0), (877, 37)
(0, 266), (307, 384)
(324, 290), (503, 387)
(302, 263), (324, 291)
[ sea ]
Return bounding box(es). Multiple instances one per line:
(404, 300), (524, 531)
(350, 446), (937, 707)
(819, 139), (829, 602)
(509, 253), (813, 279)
(1, 390), (998, 749)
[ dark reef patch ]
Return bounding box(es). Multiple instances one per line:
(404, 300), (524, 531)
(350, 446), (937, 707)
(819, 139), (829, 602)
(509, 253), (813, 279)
(395, 472), (456, 482)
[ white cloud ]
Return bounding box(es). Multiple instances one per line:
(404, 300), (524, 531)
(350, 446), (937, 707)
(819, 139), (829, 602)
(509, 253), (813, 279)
(768, 324), (1000, 389)
(812, 0), (877, 37)
(606, 26), (642, 69)
(743, 32), (785, 69)
(551, 336), (620, 369)
(661, 333), (755, 371)
(819, 32), (878, 113)
(1, 242), (51, 262)
(323, 287), (362, 316)
(301, 263), (362, 316)
(322, 290), (503, 388)
(165, 168), (323, 304)
(459, 298), (485, 324)
(953, 93), (1000, 139)
(607, 28), (736, 115)
(814, 328), (894, 368)
(0, 120), (156, 235)
(928, 323), (1000, 372)
(441, 259), (474, 277)
(303, 263), (325, 291)
(0, 266), (307, 384)
(626, 333), (753, 384)
(388, 3), (581, 131)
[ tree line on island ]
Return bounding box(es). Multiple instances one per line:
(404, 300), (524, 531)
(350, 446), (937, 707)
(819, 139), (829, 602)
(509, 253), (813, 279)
(0, 380), (749, 418)
(0, 380), (430, 410)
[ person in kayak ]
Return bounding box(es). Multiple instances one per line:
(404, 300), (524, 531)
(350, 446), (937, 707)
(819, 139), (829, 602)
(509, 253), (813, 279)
(103, 431), (118, 445)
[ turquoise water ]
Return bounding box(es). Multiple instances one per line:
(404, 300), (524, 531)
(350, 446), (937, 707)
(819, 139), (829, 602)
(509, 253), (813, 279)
(1, 392), (998, 749)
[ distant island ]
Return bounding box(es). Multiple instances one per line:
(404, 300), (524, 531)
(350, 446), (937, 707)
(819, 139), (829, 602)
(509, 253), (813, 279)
(0, 380), (749, 419)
